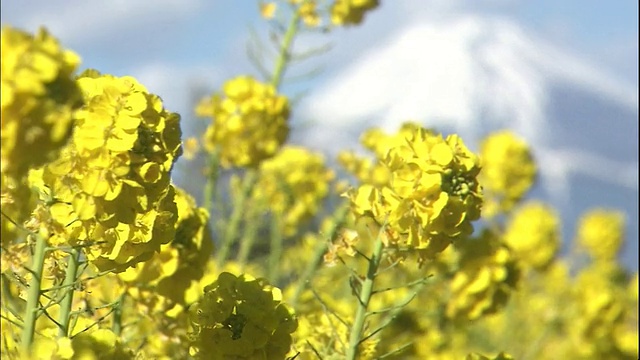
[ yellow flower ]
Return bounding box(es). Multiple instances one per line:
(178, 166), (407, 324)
(119, 186), (214, 304)
(576, 208), (625, 262)
(182, 136), (201, 160)
(479, 130), (536, 217)
(189, 272), (297, 359)
(503, 201), (560, 270)
(253, 146), (335, 236)
(1, 26), (82, 181)
(347, 124), (482, 261)
(331, 0), (380, 26)
(447, 230), (519, 320)
(1, 26), (82, 246)
(260, 2), (277, 19)
(197, 75), (290, 168)
(29, 71), (183, 273)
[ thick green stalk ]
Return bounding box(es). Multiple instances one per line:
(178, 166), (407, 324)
(21, 235), (48, 352)
(236, 206), (261, 269)
(112, 293), (126, 336)
(346, 231), (385, 360)
(267, 213), (284, 283)
(270, 7), (300, 89)
(216, 170), (258, 267)
(203, 150), (220, 213)
(57, 248), (80, 338)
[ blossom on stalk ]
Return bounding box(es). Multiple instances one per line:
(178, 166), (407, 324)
(347, 124), (482, 261)
(196, 75), (290, 168)
(1, 26), (82, 245)
(29, 71), (183, 272)
(119, 186), (214, 303)
(331, 0), (380, 26)
(503, 201), (560, 271)
(189, 272), (297, 359)
(446, 230), (519, 320)
(479, 130), (536, 217)
(1, 26), (82, 181)
(576, 208), (625, 262)
(253, 146), (335, 236)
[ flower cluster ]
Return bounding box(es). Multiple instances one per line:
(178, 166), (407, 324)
(196, 75), (290, 168)
(253, 146), (335, 236)
(446, 230), (520, 320)
(338, 123), (428, 187)
(569, 264), (637, 358)
(503, 201), (560, 271)
(29, 71), (183, 272)
(478, 131), (536, 218)
(119, 186), (214, 303)
(189, 272), (297, 359)
(290, 0), (321, 27)
(1, 26), (82, 181)
(1, 26), (82, 246)
(331, 0), (380, 26)
(347, 124), (482, 261)
(576, 208), (625, 262)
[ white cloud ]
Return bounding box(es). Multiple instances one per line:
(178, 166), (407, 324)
(2, 0), (203, 46)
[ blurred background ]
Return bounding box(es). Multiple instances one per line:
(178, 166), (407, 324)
(2, 1), (637, 270)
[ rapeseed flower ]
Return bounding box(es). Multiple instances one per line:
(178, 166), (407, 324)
(503, 201), (560, 270)
(331, 0), (380, 26)
(0, 26), (82, 181)
(479, 131), (536, 217)
(447, 230), (519, 320)
(29, 72), (182, 272)
(196, 75), (290, 168)
(253, 146), (335, 236)
(347, 124), (482, 261)
(576, 208), (625, 262)
(189, 272), (297, 359)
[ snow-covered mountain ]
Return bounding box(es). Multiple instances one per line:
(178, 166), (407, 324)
(291, 15), (639, 269)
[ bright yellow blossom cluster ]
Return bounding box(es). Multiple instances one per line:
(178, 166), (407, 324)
(118, 186), (213, 299)
(253, 146), (335, 236)
(503, 201), (560, 270)
(259, 0), (380, 28)
(29, 71), (183, 272)
(0, 26), (82, 181)
(338, 123), (428, 187)
(570, 263), (637, 358)
(347, 124), (482, 260)
(196, 75), (290, 168)
(1, 26), (82, 246)
(479, 130), (536, 217)
(189, 272), (298, 359)
(331, 0), (380, 26)
(576, 208), (625, 262)
(447, 230), (519, 320)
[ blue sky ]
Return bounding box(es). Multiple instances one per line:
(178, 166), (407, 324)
(2, 1), (638, 269)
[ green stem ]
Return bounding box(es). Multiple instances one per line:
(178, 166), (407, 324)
(267, 213), (284, 283)
(346, 229), (385, 360)
(112, 293), (126, 336)
(203, 150), (220, 213)
(290, 202), (349, 307)
(21, 235), (48, 352)
(57, 248), (80, 338)
(236, 206), (261, 269)
(216, 170), (258, 267)
(270, 6), (300, 89)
